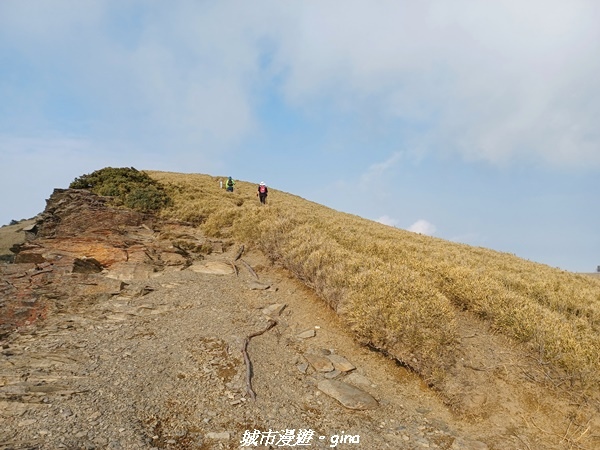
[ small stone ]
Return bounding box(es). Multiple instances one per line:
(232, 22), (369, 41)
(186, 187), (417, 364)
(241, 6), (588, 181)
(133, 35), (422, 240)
(248, 281), (271, 290)
(297, 329), (316, 339)
(296, 363), (309, 374)
(317, 380), (378, 410)
(326, 354), (356, 372)
(206, 432), (230, 440)
(262, 303), (286, 316)
(344, 372), (375, 388)
(304, 353), (334, 372)
(324, 369), (341, 379)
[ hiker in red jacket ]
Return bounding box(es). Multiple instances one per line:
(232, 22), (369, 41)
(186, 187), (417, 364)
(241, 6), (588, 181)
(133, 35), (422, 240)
(257, 181), (268, 204)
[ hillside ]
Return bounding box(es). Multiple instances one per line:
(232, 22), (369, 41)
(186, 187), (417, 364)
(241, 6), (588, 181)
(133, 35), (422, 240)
(149, 171), (600, 446)
(0, 170), (599, 449)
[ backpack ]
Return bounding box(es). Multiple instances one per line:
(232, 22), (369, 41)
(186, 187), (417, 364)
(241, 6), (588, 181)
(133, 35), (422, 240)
(227, 179), (233, 187)
(259, 185), (266, 194)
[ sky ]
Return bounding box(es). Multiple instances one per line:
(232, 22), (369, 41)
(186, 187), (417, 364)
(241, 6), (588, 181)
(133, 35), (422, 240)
(1, 0), (598, 272)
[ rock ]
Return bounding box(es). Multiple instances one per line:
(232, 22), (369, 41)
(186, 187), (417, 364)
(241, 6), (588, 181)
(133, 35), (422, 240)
(324, 369), (342, 379)
(72, 258), (103, 274)
(36, 189), (148, 239)
(297, 329), (316, 339)
(343, 372), (374, 388)
(106, 262), (155, 281)
(206, 431), (230, 440)
(209, 241), (223, 253)
(160, 251), (188, 266)
(75, 276), (125, 297)
(296, 363), (309, 374)
(188, 261), (234, 275)
(326, 354), (356, 372)
(131, 285), (154, 297)
(47, 238), (129, 267)
(22, 223), (38, 233)
(317, 380), (379, 410)
(304, 353), (334, 372)
(248, 281), (271, 290)
(262, 303), (286, 316)
(14, 252), (46, 264)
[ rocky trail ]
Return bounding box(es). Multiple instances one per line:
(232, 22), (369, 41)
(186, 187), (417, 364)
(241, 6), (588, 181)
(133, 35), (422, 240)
(1, 240), (494, 450)
(1, 189), (593, 449)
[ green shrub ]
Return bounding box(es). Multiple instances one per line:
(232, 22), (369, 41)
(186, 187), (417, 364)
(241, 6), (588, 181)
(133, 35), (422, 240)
(70, 167), (171, 213)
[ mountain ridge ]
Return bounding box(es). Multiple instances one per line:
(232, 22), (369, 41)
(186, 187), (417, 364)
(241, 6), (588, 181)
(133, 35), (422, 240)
(0, 171), (599, 449)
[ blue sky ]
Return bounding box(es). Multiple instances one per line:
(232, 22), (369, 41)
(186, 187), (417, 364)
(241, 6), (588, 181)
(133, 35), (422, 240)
(1, 0), (598, 272)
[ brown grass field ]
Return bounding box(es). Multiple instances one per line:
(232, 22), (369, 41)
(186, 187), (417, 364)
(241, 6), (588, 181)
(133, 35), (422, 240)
(147, 171), (600, 445)
(149, 171), (600, 385)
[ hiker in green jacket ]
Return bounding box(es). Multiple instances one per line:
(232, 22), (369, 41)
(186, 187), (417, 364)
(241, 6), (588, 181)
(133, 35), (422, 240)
(226, 176), (235, 192)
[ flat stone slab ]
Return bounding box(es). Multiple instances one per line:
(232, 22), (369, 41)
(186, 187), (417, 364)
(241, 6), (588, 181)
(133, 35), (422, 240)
(327, 354), (356, 372)
(304, 354), (334, 372)
(262, 303), (286, 316)
(188, 261), (234, 275)
(317, 380), (378, 410)
(296, 329), (316, 339)
(344, 372), (375, 388)
(323, 369), (342, 379)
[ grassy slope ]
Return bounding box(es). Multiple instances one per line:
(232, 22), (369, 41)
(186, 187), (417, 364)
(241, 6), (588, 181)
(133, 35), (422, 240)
(148, 171), (600, 397)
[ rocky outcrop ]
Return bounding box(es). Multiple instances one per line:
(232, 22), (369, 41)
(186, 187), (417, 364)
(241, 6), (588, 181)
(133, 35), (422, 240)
(35, 188), (150, 239)
(0, 189), (217, 337)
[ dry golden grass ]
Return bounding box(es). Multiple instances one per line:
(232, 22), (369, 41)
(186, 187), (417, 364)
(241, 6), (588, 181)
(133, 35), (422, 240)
(148, 171), (600, 396)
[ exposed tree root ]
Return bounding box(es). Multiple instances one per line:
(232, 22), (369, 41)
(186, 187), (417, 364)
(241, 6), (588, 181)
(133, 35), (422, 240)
(240, 259), (259, 280)
(241, 319), (277, 400)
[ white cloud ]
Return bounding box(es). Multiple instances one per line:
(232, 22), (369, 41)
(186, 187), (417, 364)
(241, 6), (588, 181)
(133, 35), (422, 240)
(359, 152), (403, 188)
(408, 219), (437, 236)
(269, 0), (600, 168)
(2, 0), (600, 169)
(376, 215), (400, 227)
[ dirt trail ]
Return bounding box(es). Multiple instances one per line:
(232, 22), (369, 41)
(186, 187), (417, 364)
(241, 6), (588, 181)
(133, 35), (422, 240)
(0, 238), (495, 450)
(1, 204), (598, 449)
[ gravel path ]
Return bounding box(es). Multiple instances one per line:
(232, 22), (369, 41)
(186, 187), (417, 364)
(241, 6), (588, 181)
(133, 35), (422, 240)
(1, 245), (492, 450)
